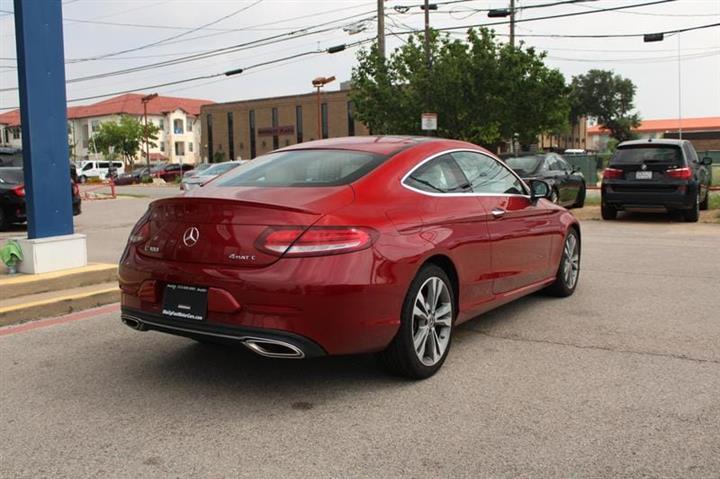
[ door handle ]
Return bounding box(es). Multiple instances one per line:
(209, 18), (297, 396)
(491, 208), (506, 219)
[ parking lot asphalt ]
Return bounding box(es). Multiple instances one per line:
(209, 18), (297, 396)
(1, 197), (719, 478)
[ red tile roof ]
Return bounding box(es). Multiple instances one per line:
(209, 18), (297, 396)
(588, 117), (720, 135)
(0, 93), (214, 126)
(0, 110), (21, 127)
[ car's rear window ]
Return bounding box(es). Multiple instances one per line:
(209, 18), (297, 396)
(505, 156), (543, 175)
(216, 149), (386, 187)
(201, 162), (240, 176)
(612, 145), (683, 165)
(0, 168), (23, 184)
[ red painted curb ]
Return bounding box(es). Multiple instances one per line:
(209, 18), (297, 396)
(0, 303), (120, 337)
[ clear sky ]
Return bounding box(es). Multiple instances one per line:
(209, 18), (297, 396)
(1, 0), (718, 121)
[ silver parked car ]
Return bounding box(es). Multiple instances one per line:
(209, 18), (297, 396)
(180, 161), (245, 191)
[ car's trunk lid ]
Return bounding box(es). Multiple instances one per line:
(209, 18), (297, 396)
(139, 186), (354, 267)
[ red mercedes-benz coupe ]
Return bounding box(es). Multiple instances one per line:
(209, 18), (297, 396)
(119, 136), (581, 378)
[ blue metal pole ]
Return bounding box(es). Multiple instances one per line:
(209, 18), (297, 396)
(13, 0), (73, 239)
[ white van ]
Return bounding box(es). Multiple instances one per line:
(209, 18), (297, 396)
(76, 160), (125, 182)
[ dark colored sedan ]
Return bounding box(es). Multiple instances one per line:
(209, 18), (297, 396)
(504, 153), (586, 208)
(155, 163), (194, 182)
(0, 167), (81, 230)
(119, 136), (581, 379)
(601, 139), (712, 222)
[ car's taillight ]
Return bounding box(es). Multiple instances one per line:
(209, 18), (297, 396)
(257, 226), (377, 257)
(602, 168), (624, 180)
(11, 185), (25, 197)
(666, 167), (692, 179)
(128, 218), (150, 245)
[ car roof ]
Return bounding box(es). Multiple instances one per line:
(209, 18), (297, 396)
(618, 138), (686, 147)
(278, 135), (438, 156)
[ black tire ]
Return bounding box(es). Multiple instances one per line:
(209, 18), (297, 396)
(545, 228), (581, 297)
(572, 183), (586, 209)
(601, 202), (617, 220)
(683, 194), (700, 222)
(699, 189), (709, 211)
(377, 264), (455, 379)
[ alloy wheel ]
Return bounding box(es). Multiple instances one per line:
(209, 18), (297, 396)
(411, 277), (452, 366)
(561, 233), (580, 289)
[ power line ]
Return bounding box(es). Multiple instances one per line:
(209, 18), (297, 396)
(0, 10), (377, 92)
(0, 39), (371, 111)
(71, 0), (265, 61)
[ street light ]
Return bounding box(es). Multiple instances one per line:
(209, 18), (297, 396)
(141, 93), (158, 169)
(644, 32), (682, 139)
(312, 76), (335, 139)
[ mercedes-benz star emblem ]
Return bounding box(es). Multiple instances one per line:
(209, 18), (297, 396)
(183, 227), (200, 247)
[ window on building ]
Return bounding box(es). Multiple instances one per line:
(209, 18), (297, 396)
(187, 119), (193, 132)
(12, 128), (21, 140)
(174, 119), (184, 134)
(347, 101), (355, 136)
(175, 141), (185, 156)
(296, 105), (303, 144)
(206, 114), (214, 160)
(227, 112), (235, 161)
(321, 103), (329, 139)
(272, 107), (279, 150)
(160, 142), (165, 152)
(188, 142), (193, 152)
(91, 120), (100, 132)
(159, 119), (164, 130)
(249, 110), (256, 159)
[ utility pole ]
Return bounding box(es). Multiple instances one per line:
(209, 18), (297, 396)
(141, 93), (158, 169)
(424, 0), (431, 68)
(509, 0), (516, 47)
(377, 0), (385, 58)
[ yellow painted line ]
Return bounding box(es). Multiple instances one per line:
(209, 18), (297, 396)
(0, 263), (117, 286)
(0, 287), (119, 315)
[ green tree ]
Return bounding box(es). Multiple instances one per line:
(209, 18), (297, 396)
(93, 115), (159, 169)
(569, 69), (640, 142)
(350, 28), (570, 150)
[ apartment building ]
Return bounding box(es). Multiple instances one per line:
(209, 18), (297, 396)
(0, 93), (214, 164)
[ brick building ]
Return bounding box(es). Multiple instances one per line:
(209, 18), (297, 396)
(200, 88), (368, 161)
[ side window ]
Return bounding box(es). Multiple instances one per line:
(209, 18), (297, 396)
(404, 154), (468, 194)
(82, 163), (93, 171)
(684, 143), (699, 164)
(452, 151), (526, 195)
(556, 157), (571, 172)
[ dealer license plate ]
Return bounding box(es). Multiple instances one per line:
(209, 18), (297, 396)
(162, 284), (208, 321)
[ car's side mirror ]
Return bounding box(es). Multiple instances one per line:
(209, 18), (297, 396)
(702, 157), (713, 166)
(529, 179), (552, 202)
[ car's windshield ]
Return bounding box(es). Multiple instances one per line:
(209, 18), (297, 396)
(200, 162), (240, 177)
(0, 167), (24, 184)
(612, 145), (682, 164)
(504, 156), (543, 176)
(217, 149), (386, 187)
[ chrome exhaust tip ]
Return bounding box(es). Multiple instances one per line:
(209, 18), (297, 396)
(121, 316), (147, 331)
(243, 338), (305, 359)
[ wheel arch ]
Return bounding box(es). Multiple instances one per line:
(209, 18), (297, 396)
(420, 254), (460, 313)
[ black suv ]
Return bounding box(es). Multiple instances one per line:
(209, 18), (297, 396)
(601, 139), (712, 222)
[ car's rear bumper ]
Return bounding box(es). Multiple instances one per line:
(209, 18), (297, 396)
(121, 307), (326, 358)
(119, 247), (407, 356)
(602, 182), (698, 210)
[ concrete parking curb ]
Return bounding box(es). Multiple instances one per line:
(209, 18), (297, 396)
(0, 263), (118, 299)
(0, 285), (120, 327)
